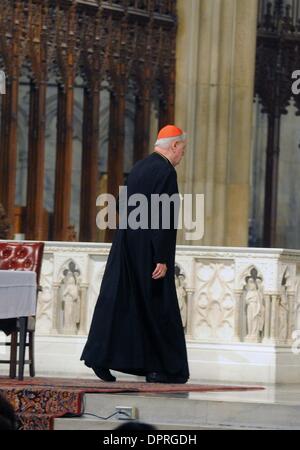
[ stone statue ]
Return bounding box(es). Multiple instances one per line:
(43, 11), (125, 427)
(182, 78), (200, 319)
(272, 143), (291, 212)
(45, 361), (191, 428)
(61, 273), (81, 334)
(36, 285), (53, 334)
(244, 275), (265, 342)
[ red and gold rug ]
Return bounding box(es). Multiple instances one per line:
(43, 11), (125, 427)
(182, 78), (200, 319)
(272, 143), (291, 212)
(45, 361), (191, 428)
(0, 377), (265, 430)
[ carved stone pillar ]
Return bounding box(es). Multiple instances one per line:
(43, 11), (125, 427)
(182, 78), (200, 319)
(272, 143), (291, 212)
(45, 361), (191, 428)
(186, 288), (195, 339)
(287, 292), (296, 344)
(51, 283), (60, 335)
(175, 0), (259, 246)
(233, 289), (242, 342)
(262, 294), (271, 343)
(270, 294), (279, 342)
(78, 283), (88, 335)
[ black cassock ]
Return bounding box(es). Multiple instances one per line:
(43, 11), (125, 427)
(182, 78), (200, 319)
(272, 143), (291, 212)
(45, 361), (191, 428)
(80, 151), (190, 380)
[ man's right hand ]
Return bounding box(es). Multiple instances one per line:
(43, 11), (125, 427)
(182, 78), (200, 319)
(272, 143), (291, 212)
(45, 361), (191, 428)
(152, 263), (167, 280)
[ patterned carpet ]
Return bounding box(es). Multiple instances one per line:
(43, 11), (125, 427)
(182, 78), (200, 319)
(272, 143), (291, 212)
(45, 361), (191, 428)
(0, 377), (265, 430)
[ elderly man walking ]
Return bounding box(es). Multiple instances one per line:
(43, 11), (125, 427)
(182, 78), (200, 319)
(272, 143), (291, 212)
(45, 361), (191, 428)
(81, 125), (190, 384)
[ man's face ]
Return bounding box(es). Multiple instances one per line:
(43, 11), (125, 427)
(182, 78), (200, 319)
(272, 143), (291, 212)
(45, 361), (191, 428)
(171, 139), (186, 166)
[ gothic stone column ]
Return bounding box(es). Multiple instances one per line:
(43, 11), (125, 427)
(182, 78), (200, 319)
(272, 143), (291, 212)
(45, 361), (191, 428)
(175, 0), (258, 246)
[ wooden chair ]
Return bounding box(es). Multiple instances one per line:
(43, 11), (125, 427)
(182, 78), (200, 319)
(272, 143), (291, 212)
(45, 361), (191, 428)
(0, 242), (44, 379)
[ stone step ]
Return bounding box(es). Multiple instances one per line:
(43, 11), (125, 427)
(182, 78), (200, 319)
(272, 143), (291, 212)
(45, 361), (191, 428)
(54, 415), (295, 431)
(54, 416), (213, 430)
(54, 391), (300, 430)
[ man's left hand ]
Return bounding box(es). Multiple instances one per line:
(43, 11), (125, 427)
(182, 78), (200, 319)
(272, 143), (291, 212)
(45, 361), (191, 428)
(152, 263), (167, 280)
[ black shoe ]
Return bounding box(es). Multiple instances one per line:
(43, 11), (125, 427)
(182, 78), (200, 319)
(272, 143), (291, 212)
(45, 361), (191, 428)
(166, 376), (188, 384)
(146, 372), (168, 383)
(146, 372), (188, 384)
(92, 366), (116, 382)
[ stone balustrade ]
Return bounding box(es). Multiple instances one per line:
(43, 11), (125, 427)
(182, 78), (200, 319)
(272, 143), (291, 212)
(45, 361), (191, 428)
(2, 240), (300, 383)
(36, 242), (300, 348)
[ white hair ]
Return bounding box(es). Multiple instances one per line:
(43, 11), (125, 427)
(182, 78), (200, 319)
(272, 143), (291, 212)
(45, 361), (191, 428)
(154, 133), (186, 149)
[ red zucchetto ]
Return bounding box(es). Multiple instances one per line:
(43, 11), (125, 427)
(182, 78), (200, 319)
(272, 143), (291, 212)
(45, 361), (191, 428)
(157, 125), (184, 139)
